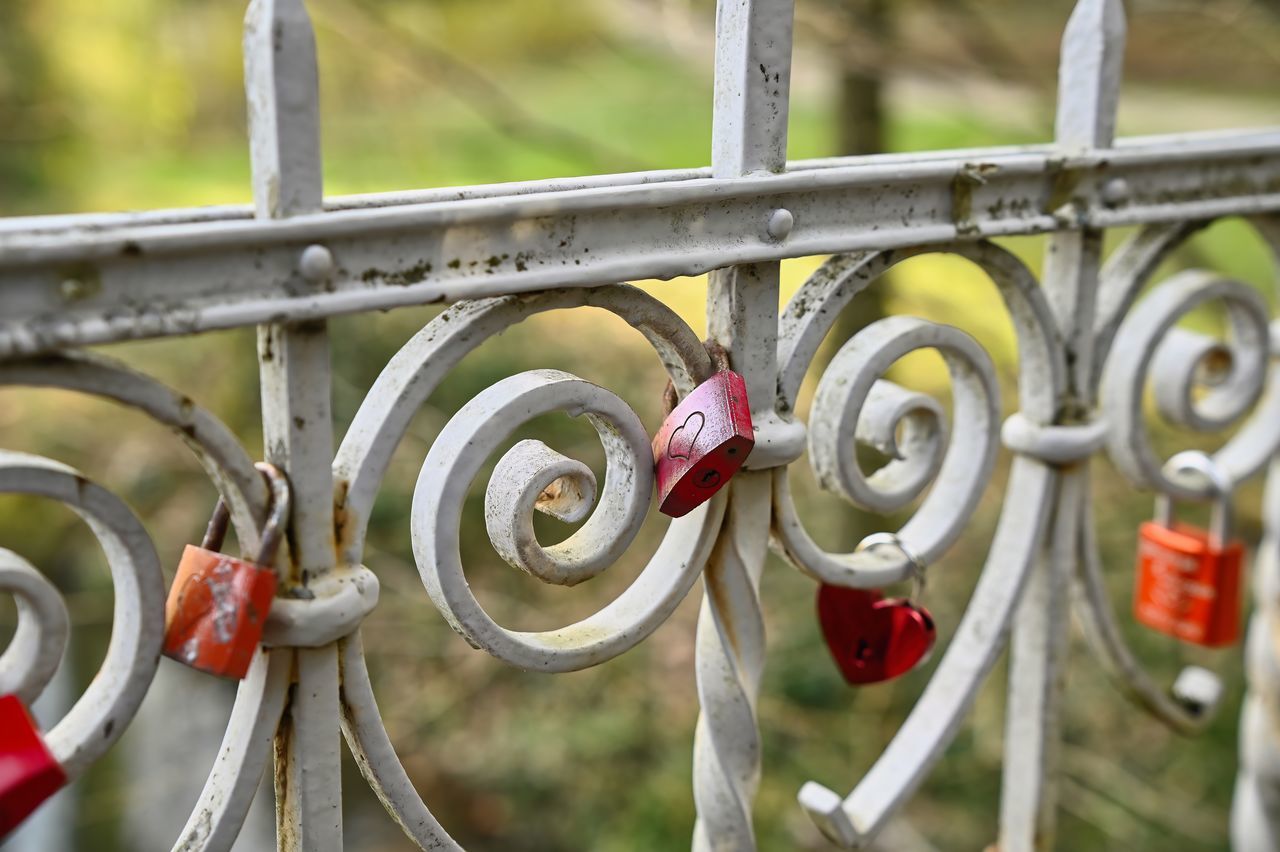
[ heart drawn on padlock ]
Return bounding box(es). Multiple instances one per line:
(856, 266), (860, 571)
(816, 584), (936, 685)
(666, 410), (705, 461)
(652, 370), (753, 517)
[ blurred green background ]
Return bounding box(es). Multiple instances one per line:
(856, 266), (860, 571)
(2, 0), (1279, 850)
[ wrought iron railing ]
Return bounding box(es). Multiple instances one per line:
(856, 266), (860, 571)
(1, 0), (1279, 849)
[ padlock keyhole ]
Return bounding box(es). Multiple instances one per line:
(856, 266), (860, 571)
(854, 639), (874, 667)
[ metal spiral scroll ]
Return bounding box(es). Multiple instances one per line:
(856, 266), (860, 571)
(1077, 217), (1280, 734)
(0, 347), (293, 849)
(0, 352), (287, 851)
(772, 242), (1062, 589)
(328, 284), (728, 847)
(774, 314), (999, 587)
(0, 452), (164, 777)
(411, 367), (724, 671)
(773, 242), (1067, 847)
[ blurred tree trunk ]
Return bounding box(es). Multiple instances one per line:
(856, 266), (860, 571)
(834, 0), (890, 159)
(827, 0), (892, 550)
(0, 3), (63, 212)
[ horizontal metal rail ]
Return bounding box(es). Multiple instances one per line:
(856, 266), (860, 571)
(0, 130), (1277, 357)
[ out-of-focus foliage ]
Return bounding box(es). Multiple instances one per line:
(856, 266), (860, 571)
(1, 1), (1279, 850)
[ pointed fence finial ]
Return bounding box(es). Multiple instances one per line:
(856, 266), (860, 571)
(1056, 0), (1127, 149)
(244, 0), (323, 219)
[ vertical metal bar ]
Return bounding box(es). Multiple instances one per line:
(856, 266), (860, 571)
(1232, 454), (1280, 850)
(999, 2), (1125, 850)
(693, 2), (794, 849)
(245, 1), (342, 850)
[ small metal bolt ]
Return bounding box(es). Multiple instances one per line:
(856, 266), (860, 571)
(1172, 665), (1223, 717)
(60, 279), (86, 301)
(298, 244), (334, 283)
(1101, 177), (1130, 208)
(766, 208), (794, 241)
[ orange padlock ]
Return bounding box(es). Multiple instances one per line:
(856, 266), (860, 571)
(163, 463), (290, 679)
(1134, 453), (1243, 648)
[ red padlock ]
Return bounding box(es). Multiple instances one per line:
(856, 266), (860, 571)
(653, 363), (754, 518)
(817, 585), (936, 685)
(0, 694), (66, 838)
(1134, 466), (1243, 648)
(163, 463), (290, 679)
(816, 534), (937, 685)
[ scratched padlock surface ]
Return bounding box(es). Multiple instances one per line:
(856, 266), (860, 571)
(652, 370), (754, 517)
(164, 546), (279, 678)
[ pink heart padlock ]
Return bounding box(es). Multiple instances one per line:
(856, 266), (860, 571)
(652, 369), (753, 517)
(816, 584), (936, 685)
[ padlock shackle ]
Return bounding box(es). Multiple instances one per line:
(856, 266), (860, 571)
(856, 532), (928, 601)
(659, 338), (734, 417)
(196, 463), (291, 566)
(1154, 450), (1234, 550)
(254, 461), (291, 568)
(200, 500), (232, 552)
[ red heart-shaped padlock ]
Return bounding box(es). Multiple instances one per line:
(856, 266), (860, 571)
(652, 370), (753, 517)
(816, 584), (936, 685)
(0, 694), (66, 838)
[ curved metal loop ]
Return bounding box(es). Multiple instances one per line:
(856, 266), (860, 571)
(411, 368), (725, 671)
(335, 285), (714, 567)
(0, 548), (71, 706)
(1073, 484), (1226, 734)
(1101, 268), (1277, 499)
(0, 351), (269, 547)
(772, 314), (1000, 589)
(855, 532), (927, 601)
(1083, 217), (1280, 736)
(0, 451), (165, 777)
(772, 241), (1063, 591)
(252, 461), (292, 567)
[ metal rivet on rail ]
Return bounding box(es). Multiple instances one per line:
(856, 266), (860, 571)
(298, 244), (335, 283)
(1101, 177), (1131, 208)
(766, 208), (794, 242)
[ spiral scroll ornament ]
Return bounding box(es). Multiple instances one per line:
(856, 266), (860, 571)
(772, 241), (1063, 588)
(411, 368), (725, 672)
(774, 244), (1067, 847)
(1082, 218), (1280, 734)
(0, 452), (165, 777)
(773, 314), (1000, 588)
(1102, 269), (1279, 498)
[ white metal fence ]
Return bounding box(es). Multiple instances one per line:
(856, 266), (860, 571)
(1, 0), (1279, 849)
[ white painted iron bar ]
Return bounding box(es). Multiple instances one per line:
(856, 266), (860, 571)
(0, 140), (1277, 358)
(1001, 2), (1125, 850)
(692, 1), (795, 849)
(4, 126), (1275, 242)
(5, 130), (1279, 257)
(243, 1), (344, 850)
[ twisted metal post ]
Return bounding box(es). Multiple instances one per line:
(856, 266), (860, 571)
(692, 2), (794, 848)
(1233, 455), (1280, 849)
